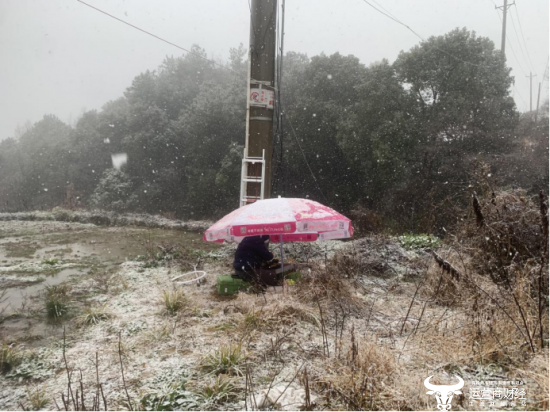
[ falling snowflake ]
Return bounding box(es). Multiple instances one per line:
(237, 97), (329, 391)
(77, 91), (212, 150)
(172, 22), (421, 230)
(111, 153), (128, 170)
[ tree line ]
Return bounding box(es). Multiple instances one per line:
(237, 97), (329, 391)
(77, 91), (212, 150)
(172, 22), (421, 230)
(0, 28), (547, 233)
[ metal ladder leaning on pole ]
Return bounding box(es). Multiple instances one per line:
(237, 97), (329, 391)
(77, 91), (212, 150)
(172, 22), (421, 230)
(240, 49), (272, 207)
(239, 149), (266, 207)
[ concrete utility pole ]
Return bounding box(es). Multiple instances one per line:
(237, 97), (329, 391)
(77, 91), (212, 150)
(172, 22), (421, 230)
(526, 72), (537, 112)
(244, 0), (277, 202)
(535, 82), (541, 121)
(496, 0), (515, 55)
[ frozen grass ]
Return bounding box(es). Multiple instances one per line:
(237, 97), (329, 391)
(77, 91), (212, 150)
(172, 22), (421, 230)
(139, 381), (200, 411)
(198, 376), (238, 405)
(44, 284), (70, 319)
(25, 385), (49, 411)
(41, 257), (59, 266)
(200, 344), (245, 376)
(0, 343), (20, 373)
(75, 304), (112, 326)
(161, 289), (187, 315)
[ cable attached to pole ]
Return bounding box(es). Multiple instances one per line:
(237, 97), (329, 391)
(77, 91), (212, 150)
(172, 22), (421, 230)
(76, 0), (238, 74)
(272, 0), (286, 196)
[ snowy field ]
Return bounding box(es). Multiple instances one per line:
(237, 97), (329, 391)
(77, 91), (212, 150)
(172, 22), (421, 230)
(0, 219), (547, 411)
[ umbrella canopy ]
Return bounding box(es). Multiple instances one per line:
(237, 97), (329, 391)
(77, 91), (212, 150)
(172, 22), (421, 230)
(203, 198), (353, 243)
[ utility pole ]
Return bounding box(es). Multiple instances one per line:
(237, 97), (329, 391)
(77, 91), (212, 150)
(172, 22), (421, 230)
(496, 0), (514, 55)
(535, 82), (541, 121)
(241, 0), (277, 206)
(526, 72), (536, 112)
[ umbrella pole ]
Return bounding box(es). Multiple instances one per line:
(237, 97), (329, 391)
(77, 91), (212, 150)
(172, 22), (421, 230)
(280, 234), (285, 294)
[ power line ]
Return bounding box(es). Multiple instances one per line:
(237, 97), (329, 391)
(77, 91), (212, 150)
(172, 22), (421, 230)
(513, 83), (528, 108)
(272, 0), (286, 196)
(508, 8), (536, 74)
(359, 0), (499, 69)
(513, 4), (537, 74)
(489, 1), (529, 111)
(361, 0), (529, 112)
(370, 0), (400, 22)
(360, 0), (425, 42)
(283, 111), (329, 204)
(76, 0), (238, 74)
(492, 6), (529, 77)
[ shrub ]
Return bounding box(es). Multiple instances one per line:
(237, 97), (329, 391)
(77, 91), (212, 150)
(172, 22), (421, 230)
(463, 190), (548, 285)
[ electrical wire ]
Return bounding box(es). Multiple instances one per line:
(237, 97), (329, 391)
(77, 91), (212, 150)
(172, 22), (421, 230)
(278, 0), (286, 196)
(488, 2), (529, 111)
(492, 6), (529, 78)
(370, 0), (400, 22)
(76, 0), (238, 74)
(513, 4), (537, 75)
(283, 111), (329, 204)
(360, 0), (494, 69)
(490, 0), (535, 82)
(513, 83), (528, 108)
(360, 0), (425, 42)
(363, 0), (529, 112)
(508, 9), (536, 74)
(272, 0), (286, 196)
(271, 0), (281, 194)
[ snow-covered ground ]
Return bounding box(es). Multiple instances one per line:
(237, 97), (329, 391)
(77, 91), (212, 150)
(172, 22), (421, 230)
(0, 220), (547, 411)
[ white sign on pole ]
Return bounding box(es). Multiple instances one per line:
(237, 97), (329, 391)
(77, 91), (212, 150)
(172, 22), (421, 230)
(250, 88), (274, 109)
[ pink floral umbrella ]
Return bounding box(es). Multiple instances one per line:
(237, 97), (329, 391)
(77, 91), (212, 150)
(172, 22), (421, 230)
(203, 197), (353, 243)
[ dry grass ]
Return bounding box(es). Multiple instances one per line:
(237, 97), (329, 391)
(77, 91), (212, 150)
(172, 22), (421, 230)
(0, 343), (20, 373)
(161, 288), (187, 316)
(463, 190), (546, 278)
(25, 385), (49, 411)
(295, 263), (361, 308)
(412, 189), (549, 363)
(319, 331), (402, 410)
(511, 352), (549, 410)
(75, 304), (113, 326)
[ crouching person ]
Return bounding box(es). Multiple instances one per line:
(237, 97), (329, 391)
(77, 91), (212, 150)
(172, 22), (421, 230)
(233, 235), (278, 286)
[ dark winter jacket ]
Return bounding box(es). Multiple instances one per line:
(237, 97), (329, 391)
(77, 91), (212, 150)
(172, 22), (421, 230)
(233, 235), (273, 272)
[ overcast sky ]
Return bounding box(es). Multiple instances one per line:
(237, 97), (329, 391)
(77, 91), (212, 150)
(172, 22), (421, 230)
(0, 0), (548, 141)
